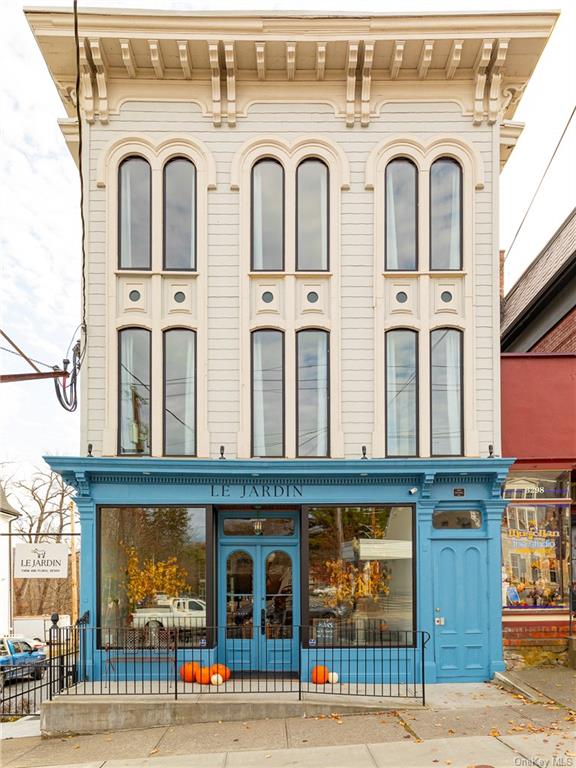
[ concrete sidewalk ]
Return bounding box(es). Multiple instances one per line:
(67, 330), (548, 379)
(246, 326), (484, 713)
(499, 667), (576, 710)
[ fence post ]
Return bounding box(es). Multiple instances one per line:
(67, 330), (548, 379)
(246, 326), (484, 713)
(298, 626), (302, 702)
(421, 632), (427, 707)
(174, 629), (178, 701)
(48, 613), (59, 700)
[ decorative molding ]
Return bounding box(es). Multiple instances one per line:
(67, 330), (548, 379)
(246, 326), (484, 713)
(360, 41), (374, 127)
(418, 40), (434, 80)
(95, 473), (425, 487)
(255, 42), (266, 81)
(445, 40), (463, 80)
(224, 42), (236, 126)
(316, 43), (326, 81)
(286, 42), (296, 81)
(88, 38), (108, 123)
(346, 41), (359, 127)
(488, 38), (509, 124)
(119, 38), (136, 78)
(390, 40), (405, 80)
(501, 84), (526, 118)
(473, 38), (494, 125)
(78, 40), (94, 124)
(148, 39), (165, 79)
(421, 473), (436, 499)
(177, 40), (192, 79)
(208, 40), (222, 127)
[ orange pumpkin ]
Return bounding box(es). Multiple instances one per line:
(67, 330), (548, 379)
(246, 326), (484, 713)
(210, 663), (231, 682)
(196, 666), (212, 685)
(179, 661), (199, 683)
(311, 665), (329, 685)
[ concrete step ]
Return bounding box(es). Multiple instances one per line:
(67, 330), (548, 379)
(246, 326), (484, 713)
(41, 695), (415, 736)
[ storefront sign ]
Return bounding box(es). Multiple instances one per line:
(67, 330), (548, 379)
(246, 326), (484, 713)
(211, 482), (303, 499)
(14, 543), (68, 578)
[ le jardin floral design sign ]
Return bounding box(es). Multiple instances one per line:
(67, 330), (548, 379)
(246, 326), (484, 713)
(14, 543), (69, 578)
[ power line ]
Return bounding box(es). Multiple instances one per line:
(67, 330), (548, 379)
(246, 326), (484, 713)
(504, 104), (576, 264)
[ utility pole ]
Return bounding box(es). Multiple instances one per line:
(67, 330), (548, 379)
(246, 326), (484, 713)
(69, 501), (78, 624)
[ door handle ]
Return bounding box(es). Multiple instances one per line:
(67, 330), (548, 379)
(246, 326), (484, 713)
(261, 608), (265, 635)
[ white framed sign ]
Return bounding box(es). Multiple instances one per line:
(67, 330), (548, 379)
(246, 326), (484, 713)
(14, 543), (69, 578)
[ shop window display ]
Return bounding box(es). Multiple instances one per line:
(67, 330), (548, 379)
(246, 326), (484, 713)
(307, 506), (414, 644)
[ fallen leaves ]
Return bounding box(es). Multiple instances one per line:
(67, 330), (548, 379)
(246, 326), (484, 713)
(489, 728), (501, 737)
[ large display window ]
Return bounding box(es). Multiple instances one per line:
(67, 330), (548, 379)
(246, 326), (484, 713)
(99, 506), (208, 640)
(305, 506), (414, 644)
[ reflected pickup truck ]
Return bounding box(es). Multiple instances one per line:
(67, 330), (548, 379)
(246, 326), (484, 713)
(131, 597), (207, 629)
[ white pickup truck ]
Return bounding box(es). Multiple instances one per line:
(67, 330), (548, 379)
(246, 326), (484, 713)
(131, 595), (207, 630)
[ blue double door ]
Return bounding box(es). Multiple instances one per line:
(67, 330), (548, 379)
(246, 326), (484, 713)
(218, 513), (300, 673)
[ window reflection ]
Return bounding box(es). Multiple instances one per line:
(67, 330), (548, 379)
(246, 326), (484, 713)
(433, 510), (482, 529)
(297, 159), (328, 271)
(252, 330), (284, 456)
(297, 330), (329, 457)
(119, 328), (151, 455)
(119, 157), (151, 269)
(164, 329), (196, 456)
(252, 159), (284, 270)
(386, 159), (417, 270)
(307, 506), (414, 645)
(164, 158), (196, 270)
(223, 518), (295, 536)
(430, 158), (462, 270)
(386, 330), (417, 456)
(431, 328), (462, 456)
(226, 550), (254, 638)
(266, 551), (292, 637)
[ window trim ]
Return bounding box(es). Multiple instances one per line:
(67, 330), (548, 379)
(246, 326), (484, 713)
(384, 157), (418, 272)
(296, 327), (330, 458)
(117, 326), (152, 456)
(162, 156), (197, 272)
(117, 155), (152, 271)
(250, 328), (286, 458)
(250, 157), (285, 272)
(295, 157), (330, 272)
(162, 327), (197, 458)
(430, 327), (464, 457)
(429, 157), (463, 272)
(385, 328), (419, 458)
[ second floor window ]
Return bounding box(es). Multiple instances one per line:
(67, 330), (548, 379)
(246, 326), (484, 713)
(431, 328), (463, 456)
(119, 157), (151, 269)
(385, 158), (417, 270)
(252, 159), (284, 271)
(164, 158), (196, 270)
(297, 159), (329, 271)
(430, 158), (462, 270)
(386, 329), (418, 456)
(164, 329), (196, 456)
(297, 329), (329, 457)
(252, 329), (284, 456)
(118, 327), (151, 454)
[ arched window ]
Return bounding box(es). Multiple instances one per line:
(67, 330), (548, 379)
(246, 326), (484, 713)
(118, 327), (151, 454)
(296, 159), (329, 271)
(297, 329), (329, 457)
(430, 328), (463, 455)
(251, 329), (284, 456)
(163, 158), (196, 270)
(251, 159), (284, 271)
(430, 158), (462, 270)
(163, 329), (196, 456)
(118, 157), (151, 269)
(386, 329), (418, 456)
(385, 159), (417, 270)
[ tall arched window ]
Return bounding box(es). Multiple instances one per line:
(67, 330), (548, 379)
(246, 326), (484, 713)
(118, 157), (151, 269)
(251, 159), (284, 271)
(118, 327), (151, 454)
(430, 328), (463, 455)
(297, 329), (329, 457)
(385, 159), (417, 270)
(163, 329), (196, 456)
(430, 158), (462, 270)
(296, 159), (329, 271)
(163, 158), (196, 270)
(386, 329), (418, 456)
(251, 329), (284, 456)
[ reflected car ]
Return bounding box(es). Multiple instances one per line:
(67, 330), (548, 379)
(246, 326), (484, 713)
(0, 637), (47, 687)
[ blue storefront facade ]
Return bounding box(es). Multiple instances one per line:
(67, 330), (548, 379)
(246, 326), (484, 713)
(48, 456), (512, 684)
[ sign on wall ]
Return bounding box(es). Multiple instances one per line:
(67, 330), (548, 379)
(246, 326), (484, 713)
(14, 543), (69, 579)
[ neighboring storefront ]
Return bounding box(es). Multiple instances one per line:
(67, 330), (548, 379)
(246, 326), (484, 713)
(48, 456), (511, 684)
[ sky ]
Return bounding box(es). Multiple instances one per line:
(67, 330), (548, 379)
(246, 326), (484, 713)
(0, 0), (574, 480)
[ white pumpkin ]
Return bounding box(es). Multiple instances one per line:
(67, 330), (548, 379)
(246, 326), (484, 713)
(327, 672), (339, 684)
(211, 673), (224, 686)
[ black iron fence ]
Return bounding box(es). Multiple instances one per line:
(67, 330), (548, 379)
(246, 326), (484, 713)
(1, 621), (430, 716)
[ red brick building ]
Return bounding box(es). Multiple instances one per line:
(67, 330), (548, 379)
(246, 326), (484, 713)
(500, 209), (576, 663)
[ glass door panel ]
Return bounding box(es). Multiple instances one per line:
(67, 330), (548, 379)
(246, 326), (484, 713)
(265, 550), (292, 639)
(226, 550), (253, 639)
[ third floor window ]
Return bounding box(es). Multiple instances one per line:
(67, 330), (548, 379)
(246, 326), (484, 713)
(119, 157), (151, 270)
(164, 158), (196, 270)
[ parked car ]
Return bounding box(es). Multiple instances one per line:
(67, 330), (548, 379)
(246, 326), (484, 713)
(0, 637), (47, 690)
(131, 596), (207, 630)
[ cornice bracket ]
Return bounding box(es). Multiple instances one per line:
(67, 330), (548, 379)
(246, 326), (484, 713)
(119, 38), (136, 78)
(208, 41), (222, 127)
(255, 42), (266, 81)
(88, 38), (108, 124)
(446, 39), (463, 80)
(148, 39), (165, 80)
(224, 42), (236, 127)
(316, 42), (326, 81)
(418, 40), (434, 80)
(473, 39), (494, 125)
(346, 41), (359, 127)
(360, 41), (374, 127)
(488, 38), (510, 124)
(390, 40), (405, 81)
(421, 472), (436, 500)
(177, 40), (192, 79)
(78, 40), (94, 124)
(286, 42), (296, 81)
